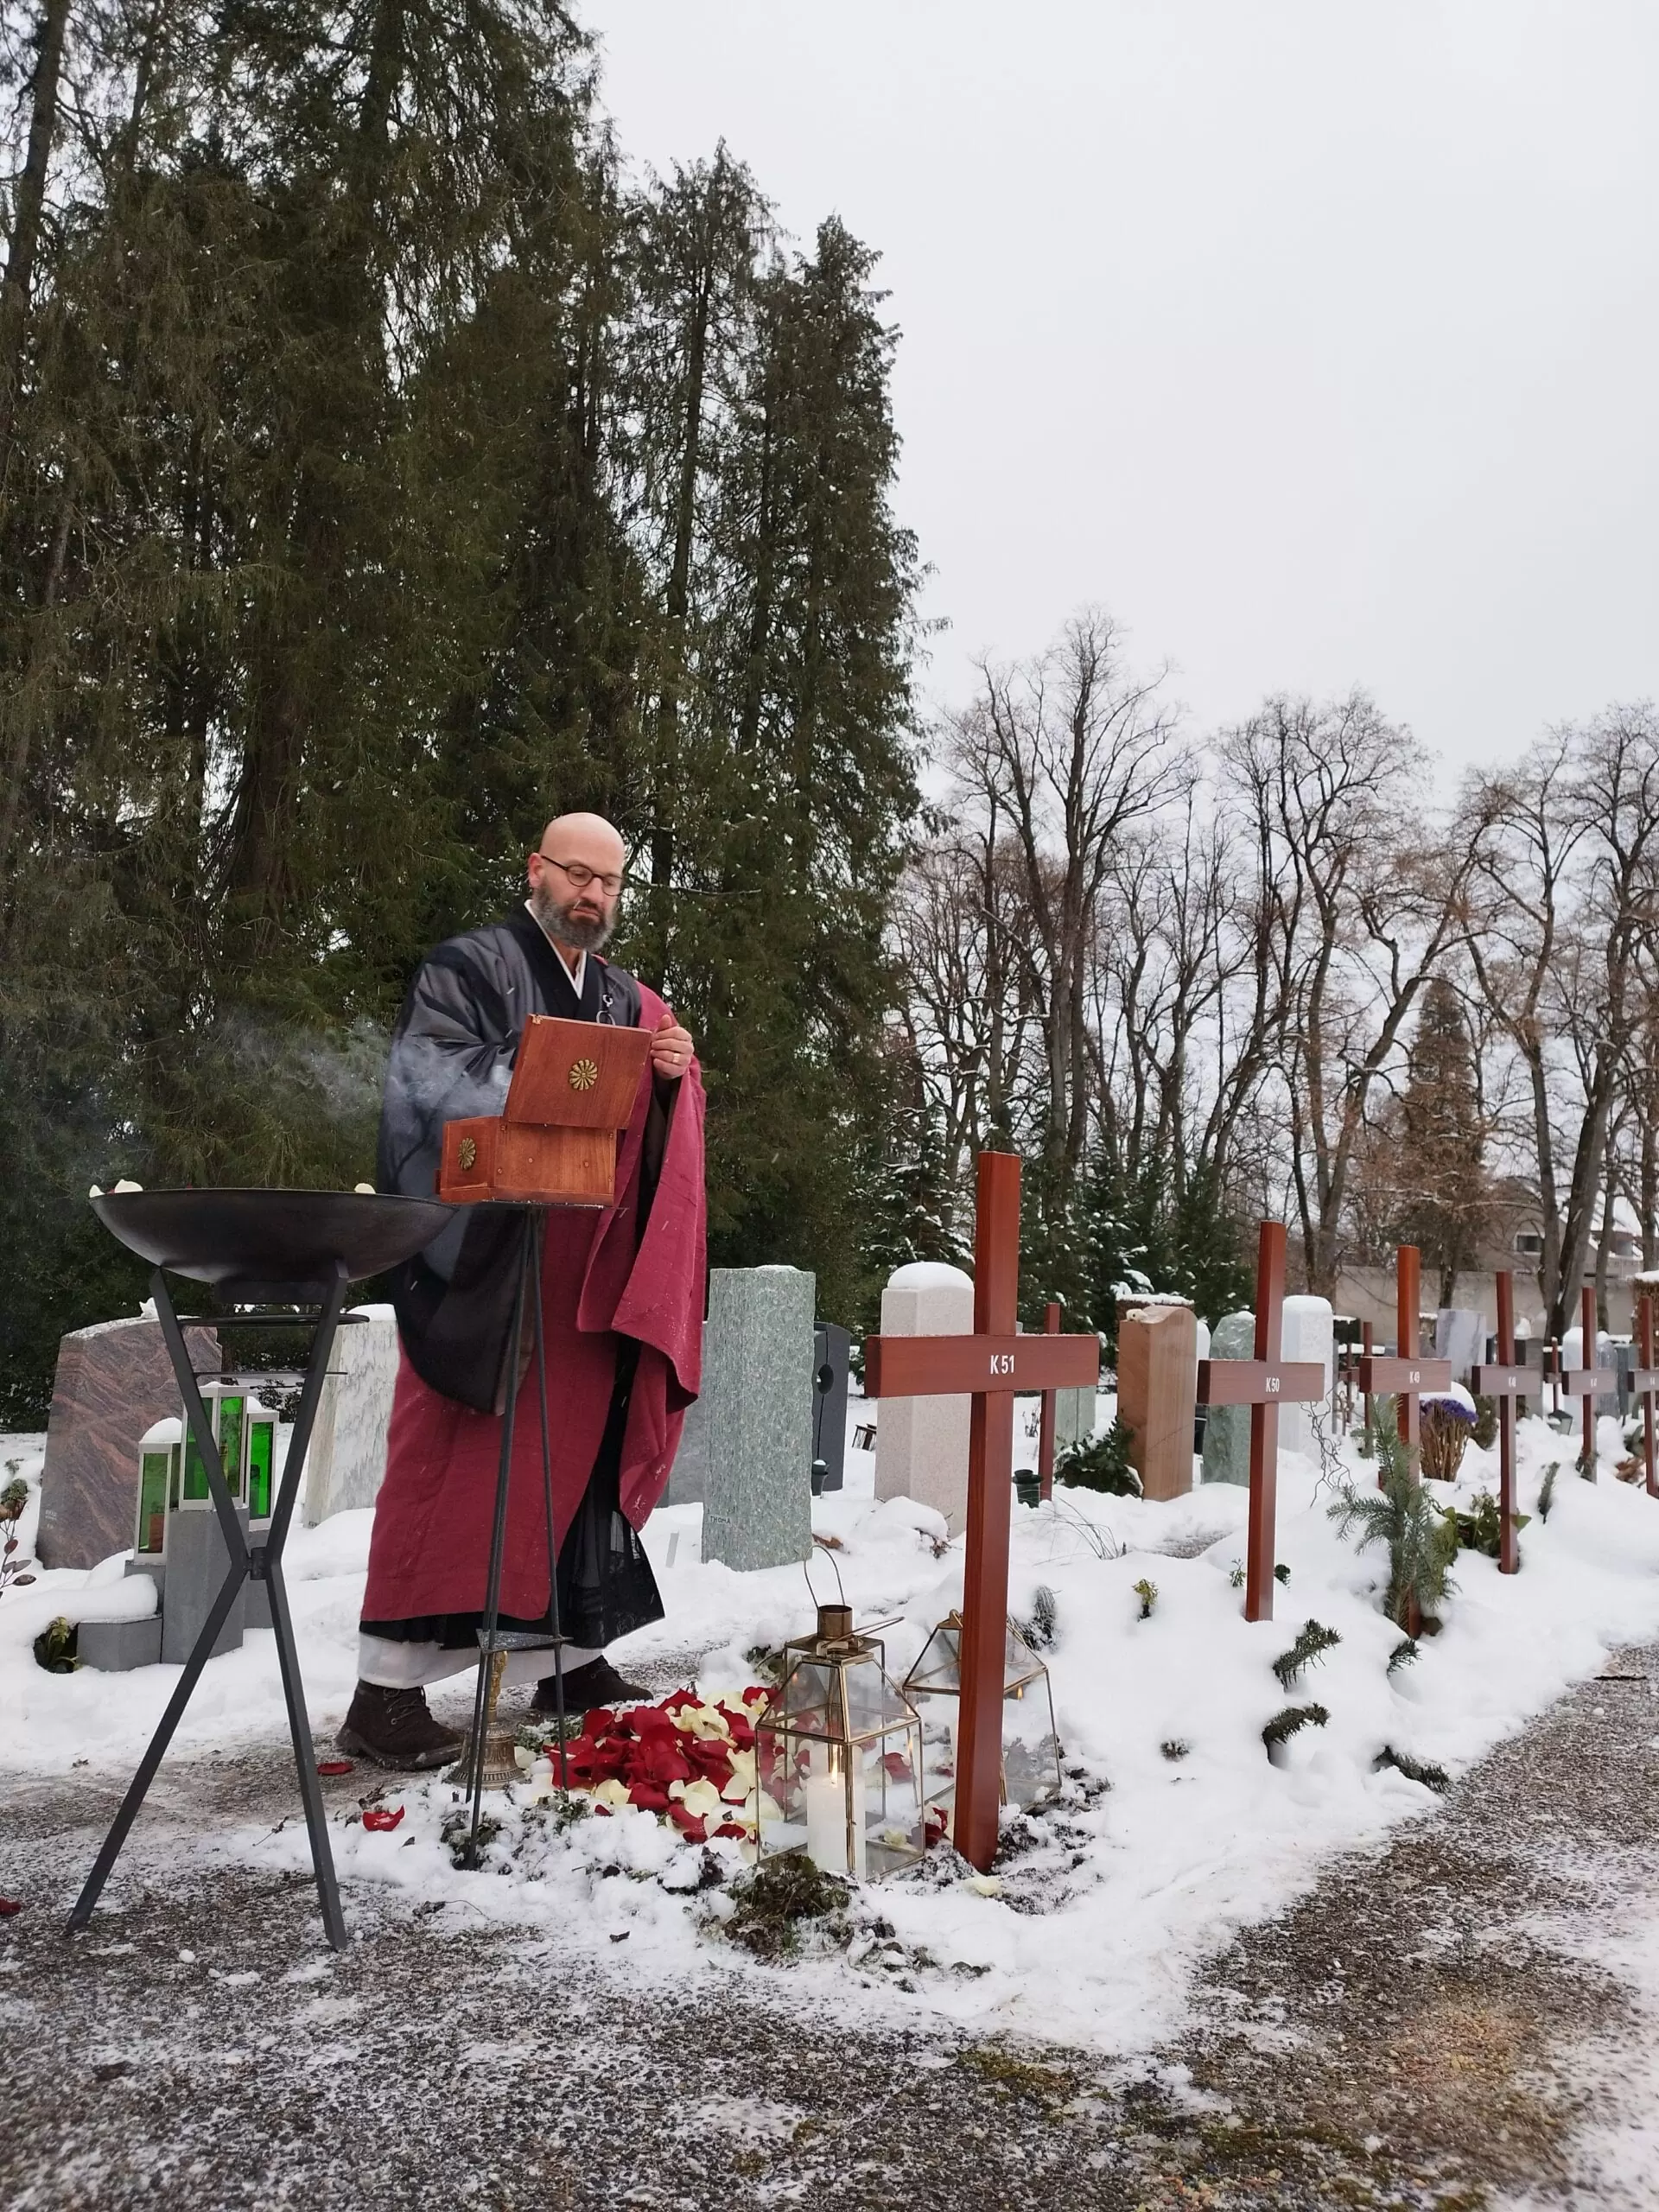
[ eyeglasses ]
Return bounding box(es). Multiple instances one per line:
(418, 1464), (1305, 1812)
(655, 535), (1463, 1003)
(534, 854), (625, 897)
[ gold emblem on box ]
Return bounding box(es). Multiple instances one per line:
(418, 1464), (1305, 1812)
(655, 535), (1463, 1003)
(568, 1058), (600, 1093)
(458, 1136), (477, 1171)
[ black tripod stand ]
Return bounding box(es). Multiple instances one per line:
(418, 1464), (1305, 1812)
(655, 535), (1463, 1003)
(461, 1205), (575, 1866)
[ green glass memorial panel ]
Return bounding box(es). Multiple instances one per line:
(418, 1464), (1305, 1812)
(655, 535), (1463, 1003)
(137, 1452), (168, 1554)
(181, 1427), (209, 1502)
(218, 1396), (245, 1499)
(248, 1421), (274, 1522)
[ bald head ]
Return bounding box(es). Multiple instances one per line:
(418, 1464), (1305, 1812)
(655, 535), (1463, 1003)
(527, 812), (626, 954)
(540, 811), (625, 869)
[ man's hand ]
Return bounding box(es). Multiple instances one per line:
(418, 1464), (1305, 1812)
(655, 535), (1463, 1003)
(650, 1009), (696, 1083)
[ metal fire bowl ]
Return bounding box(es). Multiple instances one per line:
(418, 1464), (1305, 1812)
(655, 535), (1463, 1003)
(90, 1188), (456, 1304)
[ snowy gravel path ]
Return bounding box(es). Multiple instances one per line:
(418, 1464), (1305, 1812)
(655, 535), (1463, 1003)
(6, 1652), (1659, 2208)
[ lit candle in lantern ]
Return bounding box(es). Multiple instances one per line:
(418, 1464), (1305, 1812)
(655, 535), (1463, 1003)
(804, 1745), (866, 1878)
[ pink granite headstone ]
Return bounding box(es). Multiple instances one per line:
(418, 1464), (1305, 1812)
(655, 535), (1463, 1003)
(37, 1314), (219, 1567)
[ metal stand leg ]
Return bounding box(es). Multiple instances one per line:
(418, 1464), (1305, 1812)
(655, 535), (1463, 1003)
(68, 1263), (352, 1950)
(465, 1214), (533, 1866)
(531, 1210), (570, 1795)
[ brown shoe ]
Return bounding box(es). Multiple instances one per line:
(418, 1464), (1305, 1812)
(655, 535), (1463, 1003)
(531, 1655), (650, 1717)
(336, 1681), (463, 1771)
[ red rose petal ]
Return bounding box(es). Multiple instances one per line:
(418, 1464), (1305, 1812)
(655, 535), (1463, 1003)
(361, 1806), (405, 1833)
(883, 1752), (913, 1782)
(713, 1822), (747, 1840)
(316, 1759), (354, 1777)
(629, 1783), (671, 1812)
(0, 1898), (22, 1916)
(585, 1708), (615, 1736)
(668, 1805), (708, 1840)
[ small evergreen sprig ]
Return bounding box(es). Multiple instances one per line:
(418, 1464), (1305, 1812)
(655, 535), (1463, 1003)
(1387, 1637), (1420, 1675)
(1132, 1577), (1158, 1619)
(1055, 1417), (1141, 1497)
(1374, 1745), (1450, 1794)
(1272, 1619), (1341, 1689)
(1018, 1586), (1058, 1651)
(1262, 1704), (1328, 1756)
(1327, 1400), (1458, 1630)
(1537, 1463), (1560, 1523)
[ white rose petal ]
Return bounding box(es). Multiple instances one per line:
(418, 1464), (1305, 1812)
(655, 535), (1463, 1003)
(679, 1777), (722, 1821)
(591, 1779), (632, 1810)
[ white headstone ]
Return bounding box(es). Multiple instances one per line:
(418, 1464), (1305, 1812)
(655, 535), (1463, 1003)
(874, 1262), (975, 1535)
(1434, 1307), (1487, 1384)
(1278, 1294), (1334, 1459)
(303, 1304), (399, 1524)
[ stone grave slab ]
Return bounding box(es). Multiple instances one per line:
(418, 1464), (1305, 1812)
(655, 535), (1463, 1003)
(700, 1267), (816, 1573)
(874, 1262), (975, 1534)
(1201, 1309), (1255, 1484)
(1562, 1325), (1619, 1415)
(1118, 1302), (1198, 1501)
(303, 1305), (399, 1524)
(38, 1314), (219, 1568)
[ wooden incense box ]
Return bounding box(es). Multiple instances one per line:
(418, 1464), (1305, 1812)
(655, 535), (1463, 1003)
(439, 1014), (652, 1207)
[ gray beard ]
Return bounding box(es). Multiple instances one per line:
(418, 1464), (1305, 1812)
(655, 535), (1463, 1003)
(529, 881), (614, 953)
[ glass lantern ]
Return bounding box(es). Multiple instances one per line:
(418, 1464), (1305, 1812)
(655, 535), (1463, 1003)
(134, 1416), (181, 1558)
(902, 1612), (1063, 1824)
(179, 1382), (246, 1508)
(751, 1605), (926, 1881)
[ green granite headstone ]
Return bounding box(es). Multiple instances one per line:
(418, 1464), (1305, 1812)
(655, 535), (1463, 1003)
(1201, 1308), (1256, 1485)
(699, 1265), (816, 1573)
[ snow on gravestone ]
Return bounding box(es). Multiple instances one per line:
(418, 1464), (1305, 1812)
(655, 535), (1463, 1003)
(698, 1267), (816, 1573)
(1278, 1295), (1335, 1459)
(874, 1262), (975, 1535)
(302, 1304), (399, 1524)
(1200, 1309), (1255, 1485)
(37, 1313), (219, 1568)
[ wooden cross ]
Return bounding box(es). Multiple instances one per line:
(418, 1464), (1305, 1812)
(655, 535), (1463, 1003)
(861, 1153), (1099, 1872)
(1471, 1268), (1527, 1574)
(1194, 1220), (1325, 1624)
(1559, 1285), (1602, 1479)
(1357, 1244), (1451, 1485)
(1036, 1300), (1062, 1503)
(1637, 1294), (1659, 1500)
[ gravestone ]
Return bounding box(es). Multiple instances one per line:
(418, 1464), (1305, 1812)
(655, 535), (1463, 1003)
(1054, 1385), (1093, 1451)
(1200, 1309), (1255, 1484)
(160, 1503), (250, 1664)
(812, 1321), (851, 1491)
(874, 1262), (976, 1534)
(1278, 1295), (1335, 1459)
(699, 1266), (816, 1573)
(664, 1349), (710, 1507)
(1434, 1307), (1487, 1387)
(1562, 1325), (1619, 1416)
(303, 1304), (399, 1523)
(1117, 1303), (1198, 1501)
(38, 1314), (219, 1568)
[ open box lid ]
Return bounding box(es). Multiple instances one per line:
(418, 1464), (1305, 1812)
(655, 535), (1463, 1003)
(502, 1014), (652, 1130)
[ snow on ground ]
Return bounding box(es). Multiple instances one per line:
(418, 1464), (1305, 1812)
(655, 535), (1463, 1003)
(6, 1402), (1659, 2052)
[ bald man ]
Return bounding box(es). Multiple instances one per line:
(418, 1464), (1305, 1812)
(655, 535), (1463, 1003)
(340, 814), (707, 1770)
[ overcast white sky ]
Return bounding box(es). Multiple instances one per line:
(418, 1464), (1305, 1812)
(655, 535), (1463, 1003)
(594, 3), (1657, 778)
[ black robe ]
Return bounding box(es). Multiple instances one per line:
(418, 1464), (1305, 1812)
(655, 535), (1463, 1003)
(376, 909), (644, 1413)
(365, 910), (664, 1653)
